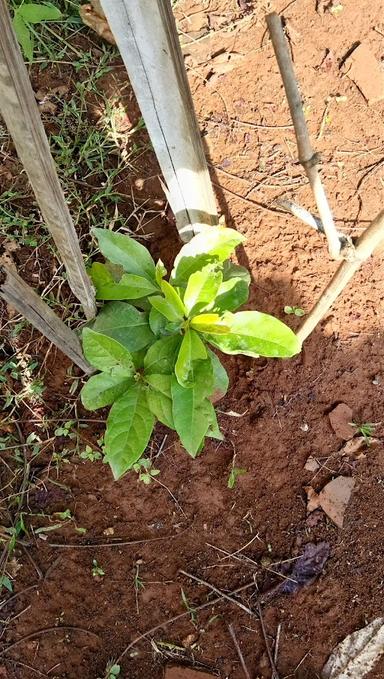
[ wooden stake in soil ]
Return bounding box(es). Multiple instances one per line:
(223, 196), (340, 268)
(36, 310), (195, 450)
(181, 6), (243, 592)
(99, 0), (218, 241)
(297, 210), (384, 342)
(0, 1), (96, 319)
(266, 13), (346, 261)
(0, 261), (92, 374)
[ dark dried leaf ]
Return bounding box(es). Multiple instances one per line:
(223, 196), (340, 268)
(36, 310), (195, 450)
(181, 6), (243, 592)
(279, 542), (330, 595)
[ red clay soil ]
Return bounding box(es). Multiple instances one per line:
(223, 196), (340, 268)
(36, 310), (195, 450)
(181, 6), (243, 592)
(1, 1), (384, 678)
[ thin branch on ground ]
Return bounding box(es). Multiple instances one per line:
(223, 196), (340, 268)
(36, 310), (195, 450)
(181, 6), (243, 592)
(47, 531), (186, 549)
(266, 12), (347, 261)
(179, 570), (258, 619)
(111, 580), (257, 670)
(257, 603), (281, 679)
(228, 623), (252, 679)
(1, 625), (101, 656)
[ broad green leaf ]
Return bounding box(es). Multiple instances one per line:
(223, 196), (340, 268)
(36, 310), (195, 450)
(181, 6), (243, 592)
(203, 310), (301, 358)
(175, 329), (207, 387)
(205, 400), (224, 440)
(93, 228), (156, 281)
(81, 373), (132, 411)
(155, 259), (167, 286)
(145, 374), (174, 428)
(192, 357), (214, 402)
(92, 302), (154, 352)
(104, 386), (155, 479)
(228, 467), (247, 489)
(149, 307), (167, 336)
(190, 313), (230, 334)
(12, 14), (33, 60)
(18, 4), (62, 23)
(90, 262), (158, 300)
(171, 226), (245, 285)
(82, 328), (135, 377)
(213, 262), (250, 313)
(131, 348), (146, 369)
(208, 349), (229, 402)
(160, 280), (187, 317)
(144, 335), (181, 375)
(171, 377), (213, 457)
(149, 296), (183, 322)
(183, 263), (223, 316)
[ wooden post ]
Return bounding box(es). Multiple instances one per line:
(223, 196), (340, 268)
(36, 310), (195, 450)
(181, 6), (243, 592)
(0, 260), (92, 374)
(0, 0), (96, 319)
(100, 0), (218, 242)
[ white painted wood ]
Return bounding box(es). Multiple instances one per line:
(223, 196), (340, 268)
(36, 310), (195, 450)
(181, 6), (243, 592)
(100, 0), (218, 241)
(0, 0), (96, 319)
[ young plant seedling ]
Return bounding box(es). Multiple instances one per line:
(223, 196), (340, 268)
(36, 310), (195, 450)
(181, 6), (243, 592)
(284, 305), (305, 317)
(11, 2), (62, 61)
(79, 445), (102, 462)
(351, 421), (376, 446)
(81, 226), (301, 479)
(92, 559), (105, 578)
(227, 466), (247, 489)
(132, 457), (160, 484)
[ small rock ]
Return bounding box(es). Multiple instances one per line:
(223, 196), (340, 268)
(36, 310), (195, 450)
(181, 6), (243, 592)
(304, 456), (320, 472)
(103, 527), (115, 536)
(306, 477), (355, 528)
(344, 43), (384, 105)
(329, 403), (355, 440)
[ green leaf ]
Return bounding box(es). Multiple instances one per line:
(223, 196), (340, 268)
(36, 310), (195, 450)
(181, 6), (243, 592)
(149, 296), (183, 323)
(93, 228), (156, 281)
(160, 280), (186, 317)
(213, 262), (250, 313)
(81, 373), (132, 411)
(0, 575), (13, 593)
(12, 14), (34, 60)
(131, 348), (146, 369)
(171, 377), (213, 457)
(149, 307), (167, 336)
(203, 311), (301, 358)
(104, 386), (155, 479)
(155, 259), (167, 286)
(175, 329), (207, 387)
(145, 374), (174, 428)
(18, 3), (62, 23)
(208, 350), (229, 402)
(205, 400), (224, 440)
(183, 263), (223, 316)
(82, 328), (135, 377)
(92, 267), (158, 300)
(171, 226), (245, 286)
(92, 302), (154, 352)
(144, 335), (182, 375)
(190, 313), (230, 334)
(228, 467), (247, 489)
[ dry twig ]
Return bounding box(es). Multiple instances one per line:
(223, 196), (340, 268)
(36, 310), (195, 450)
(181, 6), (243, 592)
(228, 623), (252, 679)
(266, 12), (347, 260)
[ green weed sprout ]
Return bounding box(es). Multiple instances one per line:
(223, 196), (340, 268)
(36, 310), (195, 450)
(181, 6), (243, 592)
(80, 226), (301, 479)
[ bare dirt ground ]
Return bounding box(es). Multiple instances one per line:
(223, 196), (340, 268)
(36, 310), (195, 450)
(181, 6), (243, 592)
(1, 0), (384, 678)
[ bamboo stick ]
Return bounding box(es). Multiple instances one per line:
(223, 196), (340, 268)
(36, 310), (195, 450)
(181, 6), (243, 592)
(0, 0), (96, 319)
(100, 0), (218, 241)
(297, 210), (384, 342)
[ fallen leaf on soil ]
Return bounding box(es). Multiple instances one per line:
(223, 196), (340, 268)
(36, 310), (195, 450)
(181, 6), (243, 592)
(304, 456), (320, 472)
(79, 2), (116, 44)
(279, 542), (330, 595)
(341, 437), (379, 458)
(344, 43), (384, 105)
(329, 404), (355, 440)
(322, 617), (384, 679)
(165, 667), (216, 679)
(306, 477), (355, 527)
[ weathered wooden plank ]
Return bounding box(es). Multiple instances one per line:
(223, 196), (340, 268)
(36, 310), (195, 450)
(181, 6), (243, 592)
(100, 0), (218, 241)
(0, 0), (96, 319)
(0, 261), (92, 374)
